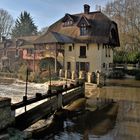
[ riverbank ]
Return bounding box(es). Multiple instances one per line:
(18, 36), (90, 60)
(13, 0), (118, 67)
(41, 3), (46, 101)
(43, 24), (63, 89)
(0, 77), (16, 84)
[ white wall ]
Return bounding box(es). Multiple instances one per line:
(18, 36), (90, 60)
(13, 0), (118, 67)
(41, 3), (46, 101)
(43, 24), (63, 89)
(64, 43), (113, 73)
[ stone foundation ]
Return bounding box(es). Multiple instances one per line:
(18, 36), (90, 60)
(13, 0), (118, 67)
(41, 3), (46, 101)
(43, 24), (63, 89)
(0, 97), (15, 131)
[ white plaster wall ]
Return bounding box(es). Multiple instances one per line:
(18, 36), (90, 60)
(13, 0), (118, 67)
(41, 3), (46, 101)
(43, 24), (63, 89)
(64, 43), (103, 73)
(101, 45), (113, 73)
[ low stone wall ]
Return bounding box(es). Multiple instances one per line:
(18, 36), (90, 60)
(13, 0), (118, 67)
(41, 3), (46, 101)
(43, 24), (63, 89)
(0, 97), (15, 131)
(62, 86), (85, 106)
(59, 69), (105, 86)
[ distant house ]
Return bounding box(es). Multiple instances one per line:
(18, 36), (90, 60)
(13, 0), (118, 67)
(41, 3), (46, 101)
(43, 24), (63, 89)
(34, 4), (120, 76)
(0, 37), (17, 71)
(16, 36), (44, 72)
(0, 35), (42, 72)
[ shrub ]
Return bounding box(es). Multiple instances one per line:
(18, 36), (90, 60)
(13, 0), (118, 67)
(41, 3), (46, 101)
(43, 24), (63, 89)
(125, 69), (140, 76)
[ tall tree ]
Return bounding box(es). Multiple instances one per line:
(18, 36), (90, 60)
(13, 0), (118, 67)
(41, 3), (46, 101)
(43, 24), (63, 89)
(0, 9), (14, 40)
(12, 11), (38, 37)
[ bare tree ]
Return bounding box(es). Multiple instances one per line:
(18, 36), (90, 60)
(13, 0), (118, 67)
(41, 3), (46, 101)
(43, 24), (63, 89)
(0, 9), (14, 40)
(103, 0), (140, 51)
(38, 26), (48, 35)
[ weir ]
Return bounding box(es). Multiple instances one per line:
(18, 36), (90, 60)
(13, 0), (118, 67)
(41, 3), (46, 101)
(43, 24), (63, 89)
(0, 79), (85, 131)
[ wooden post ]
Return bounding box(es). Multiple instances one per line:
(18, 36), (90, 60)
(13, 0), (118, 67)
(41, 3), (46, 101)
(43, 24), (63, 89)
(24, 68), (28, 112)
(96, 71), (100, 87)
(49, 65), (51, 90)
(33, 46), (35, 73)
(57, 93), (62, 109)
(55, 44), (57, 74)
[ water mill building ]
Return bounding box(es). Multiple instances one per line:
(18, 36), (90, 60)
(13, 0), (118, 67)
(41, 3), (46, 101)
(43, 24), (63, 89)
(34, 4), (120, 80)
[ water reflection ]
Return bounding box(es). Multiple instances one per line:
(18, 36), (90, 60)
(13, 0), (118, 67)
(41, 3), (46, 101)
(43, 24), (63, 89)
(86, 79), (140, 140)
(32, 79), (140, 140)
(32, 103), (118, 140)
(0, 79), (140, 139)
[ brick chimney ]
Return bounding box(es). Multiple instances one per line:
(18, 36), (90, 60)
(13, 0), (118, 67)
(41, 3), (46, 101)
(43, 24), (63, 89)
(84, 4), (90, 14)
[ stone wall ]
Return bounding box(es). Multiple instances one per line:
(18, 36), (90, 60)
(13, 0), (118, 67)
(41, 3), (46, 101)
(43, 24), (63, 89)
(0, 97), (15, 131)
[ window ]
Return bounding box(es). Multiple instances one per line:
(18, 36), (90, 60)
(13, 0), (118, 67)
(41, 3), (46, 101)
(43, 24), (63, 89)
(79, 46), (86, 58)
(64, 20), (73, 27)
(80, 62), (85, 71)
(108, 48), (111, 57)
(27, 48), (34, 55)
(76, 62), (79, 72)
(105, 46), (107, 57)
(69, 45), (72, 51)
(80, 62), (89, 72)
(102, 63), (106, 68)
(67, 62), (71, 70)
(80, 23), (88, 36)
(76, 62), (89, 72)
(98, 44), (100, 50)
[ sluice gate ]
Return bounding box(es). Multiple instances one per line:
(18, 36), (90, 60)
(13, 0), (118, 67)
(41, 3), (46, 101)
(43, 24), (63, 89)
(11, 80), (85, 131)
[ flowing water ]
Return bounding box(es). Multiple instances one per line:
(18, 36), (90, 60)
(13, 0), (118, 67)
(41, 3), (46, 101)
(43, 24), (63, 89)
(0, 79), (48, 116)
(0, 78), (140, 140)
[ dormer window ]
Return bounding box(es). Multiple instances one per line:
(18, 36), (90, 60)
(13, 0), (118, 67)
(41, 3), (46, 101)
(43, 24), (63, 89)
(63, 14), (74, 27)
(80, 23), (88, 36)
(77, 16), (90, 36)
(64, 20), (73, 27)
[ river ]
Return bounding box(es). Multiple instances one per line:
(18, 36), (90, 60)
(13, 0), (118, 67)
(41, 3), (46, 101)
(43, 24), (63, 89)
(0, 78), (140, 140)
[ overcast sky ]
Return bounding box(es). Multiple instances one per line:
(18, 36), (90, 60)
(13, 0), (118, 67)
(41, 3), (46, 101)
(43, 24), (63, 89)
(0, 0), (112, 30)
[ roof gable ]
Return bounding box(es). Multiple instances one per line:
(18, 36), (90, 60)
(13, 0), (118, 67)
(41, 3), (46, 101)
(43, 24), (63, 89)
(77, 16), (91, 27)
(62, 14), (74, 22)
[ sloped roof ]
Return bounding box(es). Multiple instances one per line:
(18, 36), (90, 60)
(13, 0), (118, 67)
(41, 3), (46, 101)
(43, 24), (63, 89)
(17, 36), (38, 42)
(19, 45), (34, 49)
(35, 10), (120, 46)
(16, 35), (39, 46)
(34, 31), (77, 44)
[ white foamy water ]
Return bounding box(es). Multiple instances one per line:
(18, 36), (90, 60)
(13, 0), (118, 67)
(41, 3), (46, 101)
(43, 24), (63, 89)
(0, 80), (48, 102)
(0, 79), (49, 115)
(0, 79), (66, 116)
